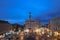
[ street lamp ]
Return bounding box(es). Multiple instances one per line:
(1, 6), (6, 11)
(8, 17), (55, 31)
(24, 29), (29, 33)
(54, 31), (59, 37)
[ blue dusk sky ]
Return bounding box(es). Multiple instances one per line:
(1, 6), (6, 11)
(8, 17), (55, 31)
(0, 0), (60, 25)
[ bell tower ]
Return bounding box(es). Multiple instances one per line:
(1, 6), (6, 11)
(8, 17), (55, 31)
(29, 12), (32, 20)
(25, 12), (40, 29)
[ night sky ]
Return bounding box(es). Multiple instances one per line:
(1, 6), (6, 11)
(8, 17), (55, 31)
(0, 0), (60, 25)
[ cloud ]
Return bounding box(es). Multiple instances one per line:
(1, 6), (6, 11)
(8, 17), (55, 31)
(34, 12), (60, 24)
(47, 12), (60, 18)
(4, 19), (25, 24)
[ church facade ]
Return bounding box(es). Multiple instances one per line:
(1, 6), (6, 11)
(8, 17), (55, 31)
(24, 12), (40, 30)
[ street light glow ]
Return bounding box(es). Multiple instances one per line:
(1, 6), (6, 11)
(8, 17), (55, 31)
(24, 29), (29, 33)
(54, 31), (59, 37)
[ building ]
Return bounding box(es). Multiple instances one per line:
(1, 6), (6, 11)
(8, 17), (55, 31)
(44, 24), (50, 29)
(49, 17), (60, 32)
(25, 20), (40, 29)
(0, 20), (11, 34)
(25, 12), (40, 29)
(12, 23), (24, 32)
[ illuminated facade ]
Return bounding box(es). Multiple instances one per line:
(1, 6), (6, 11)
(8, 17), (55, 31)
(50, 17), (60, 32)
(0, 20), (11, 34)
(25, 20), (40, 29)
(25, 12), (40, 29)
